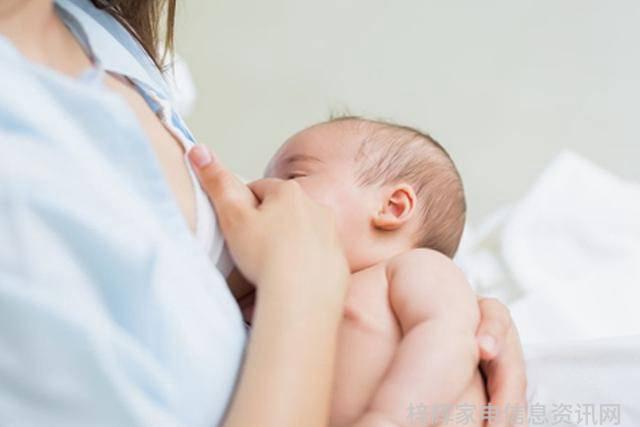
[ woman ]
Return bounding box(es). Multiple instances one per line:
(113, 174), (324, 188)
(0, 1), (525, 426)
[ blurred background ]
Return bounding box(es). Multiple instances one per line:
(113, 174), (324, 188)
(171, 0), (640, 345)
(174, 0), (640, 222)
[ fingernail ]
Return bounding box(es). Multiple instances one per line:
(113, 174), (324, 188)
(189, 145), (213, 168)
(479, 335), (497, 355)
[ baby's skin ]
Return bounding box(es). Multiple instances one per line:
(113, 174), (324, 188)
(231, 120), (486, 427)
(331, 252), (485, 427)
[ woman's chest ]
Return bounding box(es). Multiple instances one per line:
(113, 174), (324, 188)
(103, 73), (197, 232)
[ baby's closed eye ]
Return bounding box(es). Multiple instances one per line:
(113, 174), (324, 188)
(286, 172), (307, 180)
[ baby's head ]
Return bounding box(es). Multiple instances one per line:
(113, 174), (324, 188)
(265, 117), (466, 272)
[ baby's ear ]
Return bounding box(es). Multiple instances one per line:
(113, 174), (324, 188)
(372, 183), (417, 231)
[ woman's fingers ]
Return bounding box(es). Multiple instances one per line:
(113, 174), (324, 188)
(476, 297), (512, 359)
(247, 178), (287, 203)
(187, 145), (257, 230)
(248, 178), (310, 211)
(477, 297), (527, 427)
(480, 330), (528, 427)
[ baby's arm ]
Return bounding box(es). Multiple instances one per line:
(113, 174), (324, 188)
(352, 249), (480, 427)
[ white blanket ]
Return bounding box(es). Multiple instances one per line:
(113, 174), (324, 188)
(456, 151), (640, 425)
(503, 151), (640, 343)
(526, 335), (640, 427)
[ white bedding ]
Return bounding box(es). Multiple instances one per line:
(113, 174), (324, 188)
(525, 335), (640, 426)
(455, 151), (640, 425)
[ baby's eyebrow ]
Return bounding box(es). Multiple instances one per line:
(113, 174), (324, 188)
(284, 154), (323, 164)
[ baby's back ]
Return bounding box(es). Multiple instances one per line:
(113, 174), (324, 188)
(330, 254), (486, 427)
(331, 263), (400, 425)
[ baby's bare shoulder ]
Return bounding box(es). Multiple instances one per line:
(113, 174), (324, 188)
(386, 248), (465, 283)
(386, 248), (478, 324)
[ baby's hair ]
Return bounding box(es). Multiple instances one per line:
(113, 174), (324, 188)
(324, 116), (466, 258)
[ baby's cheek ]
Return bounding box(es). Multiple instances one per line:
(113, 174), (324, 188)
(299, 178), (365, 234)
(297, 179), (338, 209)
(334, 193), (369, 235)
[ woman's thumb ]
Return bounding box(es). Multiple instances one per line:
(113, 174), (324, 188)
(187, 145), (256, 226)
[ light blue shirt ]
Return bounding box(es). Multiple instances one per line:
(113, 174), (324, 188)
(0, 1), (247, 426)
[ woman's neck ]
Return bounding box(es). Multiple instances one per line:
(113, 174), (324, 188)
(0, 0), (92, 76)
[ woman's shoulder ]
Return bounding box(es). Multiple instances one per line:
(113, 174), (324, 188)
(55, 0), (171, 98)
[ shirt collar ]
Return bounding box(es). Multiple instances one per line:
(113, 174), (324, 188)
(54, 0), (172, 100)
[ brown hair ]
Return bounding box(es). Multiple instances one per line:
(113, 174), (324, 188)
(328, 116), (466, 258)
(90, 0), (176, 69)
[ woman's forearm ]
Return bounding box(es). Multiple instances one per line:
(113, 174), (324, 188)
(223, 274), (345, 427)
(187, 149), (349, 426)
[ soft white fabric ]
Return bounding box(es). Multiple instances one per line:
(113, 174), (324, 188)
(526, 335), (640, 427)
(503, 151), (640, 343)
(456, 151), (640, 425)
(457, 151), (640, 342)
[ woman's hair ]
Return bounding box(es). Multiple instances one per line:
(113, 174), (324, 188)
(90, 0), (176, 69)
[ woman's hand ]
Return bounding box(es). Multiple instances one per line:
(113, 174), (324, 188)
(188, 145), (348, 298)
(188, 145), (349, 427)
(476, 298), (528, 427)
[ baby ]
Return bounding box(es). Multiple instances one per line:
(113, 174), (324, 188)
(232, 116), (485, 427)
